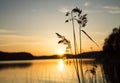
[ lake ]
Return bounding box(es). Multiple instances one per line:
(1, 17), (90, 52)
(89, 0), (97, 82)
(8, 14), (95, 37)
(0, 59), (107, 83)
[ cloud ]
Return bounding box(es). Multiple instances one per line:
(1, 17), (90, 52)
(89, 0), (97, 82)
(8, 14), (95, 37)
(58, 7), (70, 13)
(94, 32), (105, 35)
(0, 34), (40, 42)
(103, 6), (120, 14)
(0, 29), (14, 34)
(108, 10), (120, 14)
(0, 33), (43, 47)
(84, 2), (90, 6)
(84, 10), (103, 14)
(103, 6), (120, 10)
(0, 29), (47, 47)
(32, 9), (39, 13)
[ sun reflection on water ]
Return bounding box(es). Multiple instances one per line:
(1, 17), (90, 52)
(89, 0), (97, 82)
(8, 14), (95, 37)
(58, 59), (64, 72)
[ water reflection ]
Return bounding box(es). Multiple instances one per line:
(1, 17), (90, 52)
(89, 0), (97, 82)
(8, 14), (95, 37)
(0, 59), (107, 83)
(0, 61), (32, 70)
(58, 59), (64, 72)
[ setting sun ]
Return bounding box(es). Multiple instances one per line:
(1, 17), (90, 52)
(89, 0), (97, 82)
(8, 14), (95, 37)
(58, 49), (65, 55)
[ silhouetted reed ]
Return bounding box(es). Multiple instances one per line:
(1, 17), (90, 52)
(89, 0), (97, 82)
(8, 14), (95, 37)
(56, 33), (72, 53)
(56, 32), (81, 83)
(85, 65), (97, 83)
(56, 7), (100, 83)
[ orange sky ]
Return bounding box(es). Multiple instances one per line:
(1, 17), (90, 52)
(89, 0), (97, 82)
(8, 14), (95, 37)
(0, 0), (120, 56)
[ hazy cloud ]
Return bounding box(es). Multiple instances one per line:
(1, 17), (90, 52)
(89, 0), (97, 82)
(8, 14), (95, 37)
(108, 10), (120, 14)
(103, 6), (120, 14)
(0, 29), (14, 34)
(103, 6), (120, 10)
(84, 10), (103, 14)
(84, 2), (90, 6)
(0, 34), (43, 47)
(32, 9), (39, 13)
(3, 34), (41, 41)
(58, 7), (70, 13)
(94, 32), (105, 35)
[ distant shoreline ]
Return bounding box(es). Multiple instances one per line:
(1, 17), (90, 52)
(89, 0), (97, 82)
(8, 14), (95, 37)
(0, 51), (102, 61)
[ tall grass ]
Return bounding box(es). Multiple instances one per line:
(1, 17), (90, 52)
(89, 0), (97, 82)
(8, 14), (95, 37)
(56, 32), (81, 83)
(65, 7), (88, 83)
(56, 7), (99, 83)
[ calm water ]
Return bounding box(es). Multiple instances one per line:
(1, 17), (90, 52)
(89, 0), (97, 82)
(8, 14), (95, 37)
(0, 59), (107, 83)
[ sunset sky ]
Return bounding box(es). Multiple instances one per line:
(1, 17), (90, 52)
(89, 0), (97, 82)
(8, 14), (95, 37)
(0, 0), (120, 56)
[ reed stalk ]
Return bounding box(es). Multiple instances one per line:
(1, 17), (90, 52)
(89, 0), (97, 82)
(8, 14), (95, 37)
(79, 24), (85, 83)
(71, 11), (81, 83)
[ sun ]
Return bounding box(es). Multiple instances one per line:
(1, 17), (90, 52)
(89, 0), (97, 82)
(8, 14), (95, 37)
(58, 49), (64, 56)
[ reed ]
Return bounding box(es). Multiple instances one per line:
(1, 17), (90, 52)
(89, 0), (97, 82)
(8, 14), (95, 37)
(56, 33), (81, 83)
(56, 7), (99, 83)
(85, 65), (97, 83)
(65, 7), (87, 83)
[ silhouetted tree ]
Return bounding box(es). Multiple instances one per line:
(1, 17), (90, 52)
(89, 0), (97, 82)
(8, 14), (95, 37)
(102, 26), (120, 83)
(103, 26), (120, 60)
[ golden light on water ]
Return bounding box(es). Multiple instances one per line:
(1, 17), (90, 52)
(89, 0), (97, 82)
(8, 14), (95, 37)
(58, 59), (64, 72)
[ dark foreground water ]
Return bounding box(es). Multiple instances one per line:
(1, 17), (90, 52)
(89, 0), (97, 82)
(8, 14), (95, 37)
(0, 59), (107, 83)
